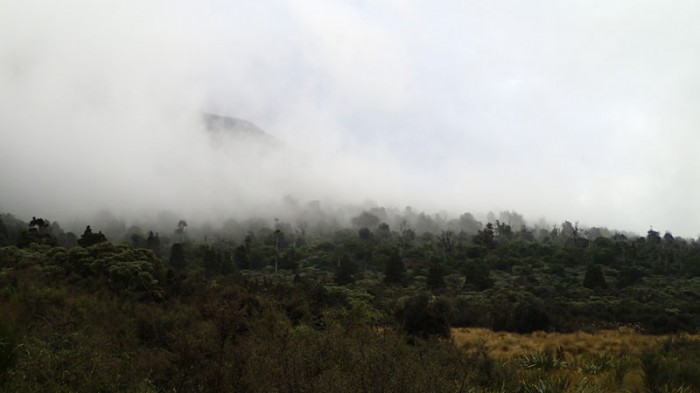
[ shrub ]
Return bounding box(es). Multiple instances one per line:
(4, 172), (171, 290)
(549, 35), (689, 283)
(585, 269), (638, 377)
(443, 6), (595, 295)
(0, 320), (17, 386)
(398, 293), (451, 338)
(641, 338), (700, 392)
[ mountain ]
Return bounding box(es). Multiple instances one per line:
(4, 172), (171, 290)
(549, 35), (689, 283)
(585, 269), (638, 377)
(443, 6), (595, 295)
(202, 113), (270, 139)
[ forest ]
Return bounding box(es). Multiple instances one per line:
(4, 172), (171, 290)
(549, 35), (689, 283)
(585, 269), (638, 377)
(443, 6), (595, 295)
(2, 208), (700, 392)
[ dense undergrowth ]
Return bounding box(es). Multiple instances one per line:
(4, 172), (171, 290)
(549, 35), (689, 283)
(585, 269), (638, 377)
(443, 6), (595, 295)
(2, 211), (700, 391)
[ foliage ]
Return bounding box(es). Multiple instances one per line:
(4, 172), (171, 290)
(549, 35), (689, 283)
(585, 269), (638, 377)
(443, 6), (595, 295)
(518, 351), (566, 371)
(2, 212), (700, 390)
(582, 264), (607, 289)
(397, 293), (451, 338)
(77, 225), (108, 248)
(426, 261), (446, 291)
(0, 320), (17, 386)
(641, 337), (700, 392)
(383, 249), (405, 284)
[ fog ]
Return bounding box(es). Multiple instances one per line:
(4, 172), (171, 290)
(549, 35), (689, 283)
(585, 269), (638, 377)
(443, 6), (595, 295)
(2, 0), (700, 236)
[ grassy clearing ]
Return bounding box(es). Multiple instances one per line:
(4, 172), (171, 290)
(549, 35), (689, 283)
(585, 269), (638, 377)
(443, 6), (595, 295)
(452, 327), (700, 359)
(452, 328), (700, 392)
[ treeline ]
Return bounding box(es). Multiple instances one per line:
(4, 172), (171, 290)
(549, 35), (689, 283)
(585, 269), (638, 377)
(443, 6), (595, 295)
(2, 211), (700, 335)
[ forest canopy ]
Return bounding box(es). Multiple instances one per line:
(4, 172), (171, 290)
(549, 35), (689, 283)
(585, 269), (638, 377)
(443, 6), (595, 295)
(2, 209), (700, 391)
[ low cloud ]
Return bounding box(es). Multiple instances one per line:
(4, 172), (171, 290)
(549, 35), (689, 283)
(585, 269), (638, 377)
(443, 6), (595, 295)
(1, 0), (700, 236)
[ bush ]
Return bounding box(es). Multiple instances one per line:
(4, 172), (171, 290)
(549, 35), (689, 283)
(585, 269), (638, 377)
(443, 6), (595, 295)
(641, 337), (700, 392)
(398, 293), (451, 338)
(0, 320), (17, 386)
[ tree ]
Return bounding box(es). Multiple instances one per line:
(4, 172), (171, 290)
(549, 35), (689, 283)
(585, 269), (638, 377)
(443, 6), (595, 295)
(357, 227), (374, 272)
(511, 301), (551, 333)
(492, 295), (550, 333)
(16, 216), (56, 247)
(398, 293), (451, 338)
(334, 253), (358, 285)
(457, 212), (482, 234)
(279, 247), (299, 271)
(358, 227), (371, 240)
(494, 220), (513, 242)
(233, 244), (250, 269)
(17, 228), (56, 248)
(376, 223), (391, 240)
(201, 245), (221, 276)
(473, 223), (495, 249)
(77, 225), (107, 248)
(617, 266), (644, 288)
(0, 218), (7, 246)
(463, 261), (493, 291)
(383, 250), (405, 284)
(663, 231), (674, 244)
(498, 210), (526, 232)
(398, 220), (415, 255)
(560, 220), (577, 238)
(29, 216), (49, 230)
(647, 228), (661, 244)
(439, 231), (455, 254)
(146, 231), (161, 254)
(0, 218), (7, 238)
(427, 260), (446, 291)
(175, 220), (188, 242)
(169, 243), (186, 270)
(351, 211), (380, 228)
(583, 263), (607, 289)
(273, 229), (282, 272)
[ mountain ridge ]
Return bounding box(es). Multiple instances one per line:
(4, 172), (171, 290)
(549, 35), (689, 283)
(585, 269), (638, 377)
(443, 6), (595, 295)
(202, 113), (269, 139)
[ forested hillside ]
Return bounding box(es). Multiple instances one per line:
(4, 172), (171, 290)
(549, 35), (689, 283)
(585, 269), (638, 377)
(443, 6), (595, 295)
(2, 211), (700, 391)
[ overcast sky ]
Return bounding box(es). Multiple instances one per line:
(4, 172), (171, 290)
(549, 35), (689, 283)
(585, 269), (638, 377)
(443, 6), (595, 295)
(1, 0), (700, 236)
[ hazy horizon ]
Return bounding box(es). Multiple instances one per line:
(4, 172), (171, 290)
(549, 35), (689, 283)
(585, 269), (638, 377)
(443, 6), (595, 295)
(2, 1), (699, 237)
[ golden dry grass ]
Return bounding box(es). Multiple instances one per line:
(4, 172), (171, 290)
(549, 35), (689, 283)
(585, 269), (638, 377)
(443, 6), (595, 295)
(453, 328), (700, 391)
(452, 327), (700, 359)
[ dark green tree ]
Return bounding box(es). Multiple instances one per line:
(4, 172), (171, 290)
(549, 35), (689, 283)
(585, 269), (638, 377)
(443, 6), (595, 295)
(146, 231), (161, 254)
(77, 225), (107, 247)
(169, 243), (186, 270)
(0, 218), (9, 247)
(334, 254), (358, 285)
(511, 301), (551, 333)
(463, 261), (493, 291)
(617, 266), (644, 288)
(647, 228), (661, 244)
(583, 263), (607, 289)
(427, 260), (446, 291)
(473, 223), (495, 249)
(201, 245), (220, 276)
(233, 244), (250, 269)
(398, 293), (451, 338)
(358, 227), (371, 240)
(0, 217), (7, 239)
(494, 220), (513, 242)
(16, 216), (56, 247)
(376, 223), (391, 241)
(383, 250), (405, 284)
(439, 230), (455, 254)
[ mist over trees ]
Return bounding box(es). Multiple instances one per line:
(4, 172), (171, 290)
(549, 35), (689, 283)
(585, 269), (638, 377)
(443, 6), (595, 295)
(3, 0), (700, 389)
(4, 203), (700, 390)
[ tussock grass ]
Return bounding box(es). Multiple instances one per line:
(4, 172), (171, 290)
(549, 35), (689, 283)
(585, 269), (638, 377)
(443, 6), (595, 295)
(452, 328), (700, 392)
(452, 327), (700, 359)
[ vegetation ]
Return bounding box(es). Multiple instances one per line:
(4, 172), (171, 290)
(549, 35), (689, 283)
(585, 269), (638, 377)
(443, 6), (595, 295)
(2, 210), (700, 391)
